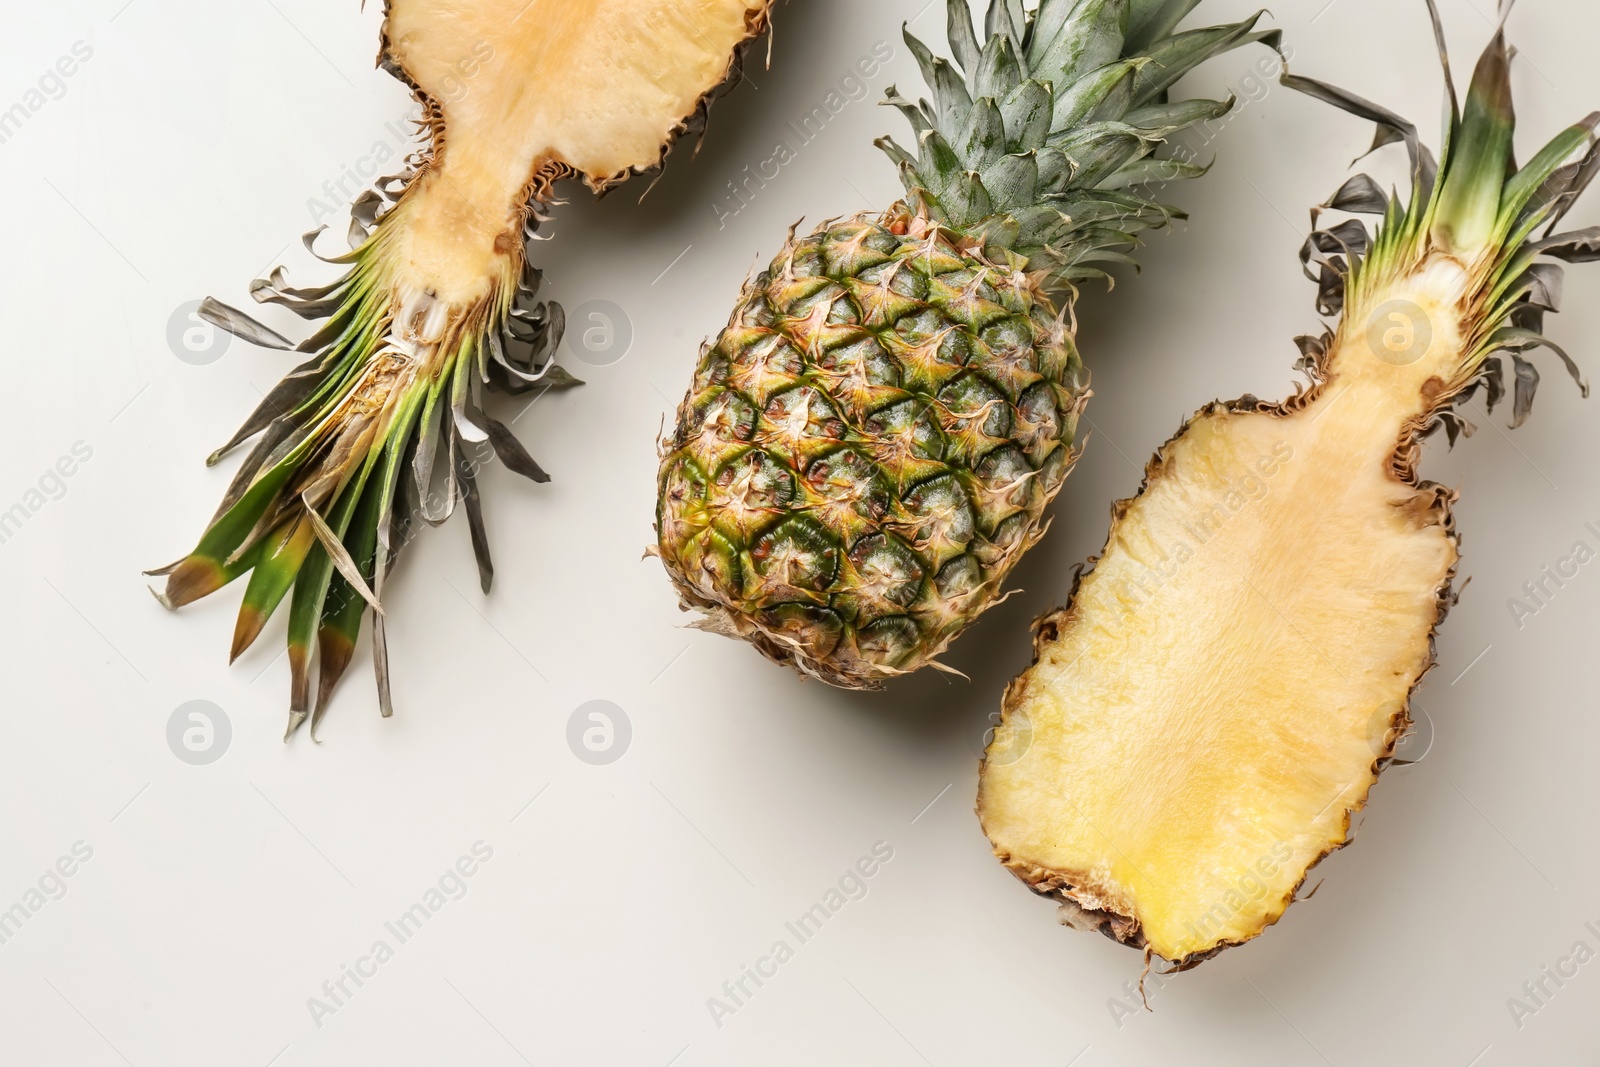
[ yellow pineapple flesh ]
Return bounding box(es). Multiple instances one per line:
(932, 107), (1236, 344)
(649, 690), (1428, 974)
(159, 0), (774, 736)
(980, 22), (1598, 965)
(980, 261), (1469, 962)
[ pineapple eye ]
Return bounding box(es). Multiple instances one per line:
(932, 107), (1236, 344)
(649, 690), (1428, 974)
(853, 616), (921, 668)
(804, 449), (890, 521)
(933, 554), (983, 600)
(985, 513), (1029, 556)
(660, 457), (708, 503)
(784, 282), (844, 320)
(825, 297), (856, 327)
(901, 474), (977, 562)
(891, 308), (944, 345)
(693, 354), (731, 391)
(739, 298), (777, 329)
(981, 317), (1035, 360)
(707, 450), (795, 548)
(682, 528), (743, 603)
(724, 335), (805, 405)
(975, 445), (1031, 488)
(1035, 442), (1072, 495)
(696, 391), (757, 443)
(866, 400), (946, 464)
(972, 446), (1039, 530)
(758, 387), (847, 469)
(937, 373), (1012, 443)
(820, 225), (897, 278)
(760, 603), (846, 657)
(847, 533), (925, 609)
(936, 269), (1002, 306)
(924, 266), (1013, 334)
(1012, 382), (1063, 461)
(1031, 326), (1080, 384)
(750, 516), (841, 593)
(855, 260), (928, 302)
(788, 249), (825, 279)
(936, 327), (972, 368)
(819, 337), (900, 388)
(862, 225), (902, 255)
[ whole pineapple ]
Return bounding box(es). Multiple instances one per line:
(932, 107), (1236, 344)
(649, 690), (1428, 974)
(657, 0), (1281, 686)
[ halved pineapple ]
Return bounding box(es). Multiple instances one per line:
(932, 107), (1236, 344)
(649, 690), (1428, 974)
(379, 0), (773, 303)
(158, 0), (773, 737)
(979, 345), (1460, 962)
(980, 12), (1597, 966)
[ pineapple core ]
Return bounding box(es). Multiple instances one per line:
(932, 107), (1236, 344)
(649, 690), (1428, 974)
(979, 264), (1471, 962)
(382, 0), (766, 303)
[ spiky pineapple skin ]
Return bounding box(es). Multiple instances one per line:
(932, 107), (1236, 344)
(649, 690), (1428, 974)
(652, 0), (1283, 684)
(657, 208), (1086, 687)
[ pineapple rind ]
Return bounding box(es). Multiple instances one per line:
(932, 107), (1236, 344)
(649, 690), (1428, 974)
(657, 0), (1283, 685)
(660, 211), (1084, 687)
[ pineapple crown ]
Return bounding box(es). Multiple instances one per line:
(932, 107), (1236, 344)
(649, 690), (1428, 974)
(875, 0), (1282, 290)
(1285, 0), (1598, 438)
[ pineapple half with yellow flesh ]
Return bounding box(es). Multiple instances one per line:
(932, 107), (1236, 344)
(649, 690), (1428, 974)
(153, 0), (773, 738)
(657, 0), (1282, 687)
(980, 5), (1598, 968)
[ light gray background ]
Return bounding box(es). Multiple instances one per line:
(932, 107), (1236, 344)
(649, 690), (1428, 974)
(2, 1), (1597, 1064)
